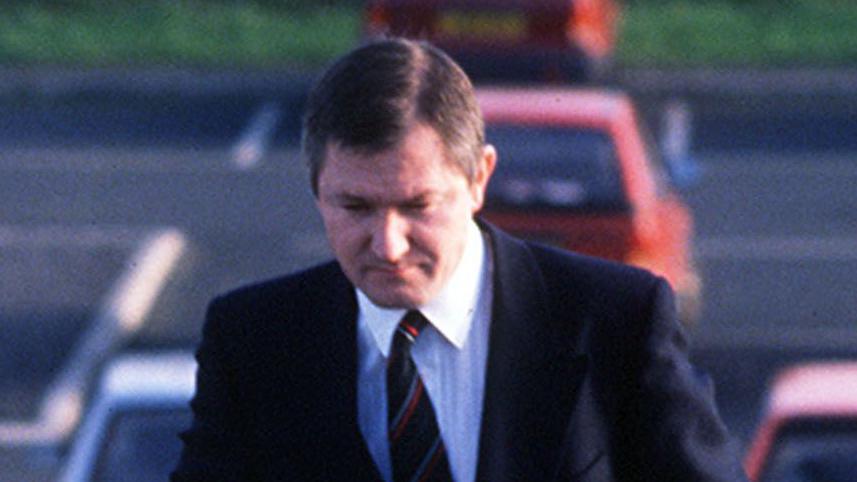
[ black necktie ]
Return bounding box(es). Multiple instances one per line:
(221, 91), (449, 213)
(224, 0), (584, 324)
(387, 310), (453, 482)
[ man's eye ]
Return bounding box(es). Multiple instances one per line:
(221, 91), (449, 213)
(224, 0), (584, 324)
(404, 201), (430, 212)
(343, 203), (370, 213)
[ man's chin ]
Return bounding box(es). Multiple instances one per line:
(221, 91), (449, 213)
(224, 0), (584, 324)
(361, 285), (426, 310)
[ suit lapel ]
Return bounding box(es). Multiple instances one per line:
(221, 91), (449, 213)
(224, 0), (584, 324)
(476, 226), (590, 481)
(295, 263), (383, 480)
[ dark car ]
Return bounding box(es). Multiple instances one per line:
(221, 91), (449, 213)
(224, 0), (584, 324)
(364, 0), (619, 82)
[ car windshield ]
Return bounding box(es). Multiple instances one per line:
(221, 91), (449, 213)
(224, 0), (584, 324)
(484, 123), (627, 212)
(761, 419), (857, 482)
(92, 407), (191, 482)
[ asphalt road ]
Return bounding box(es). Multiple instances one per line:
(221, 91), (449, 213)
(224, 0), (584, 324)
(687, 153), (857, 448)
(2, 71), (856, 479)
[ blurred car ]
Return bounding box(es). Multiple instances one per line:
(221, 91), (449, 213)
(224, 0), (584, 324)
(58, 352), (194, 482)
(477, 87), (702, 326)
(364, 0), (619, 82)
(744, 362), (857, 482)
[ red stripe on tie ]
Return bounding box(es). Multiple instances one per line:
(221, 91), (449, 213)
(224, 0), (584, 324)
(390, 380), (424, 441)
(401, 322), (420, 338)
(417, 442), (446, 482)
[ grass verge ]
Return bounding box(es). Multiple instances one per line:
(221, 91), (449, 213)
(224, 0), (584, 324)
(617, 0), (857, 68)
(0, 2), (359, 68)
(0, 1), (855, 69)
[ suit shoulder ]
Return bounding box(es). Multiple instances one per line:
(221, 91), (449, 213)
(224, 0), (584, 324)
(483, 221), (664, 309)
(212, 261), (344, 307)
(523, 242), (674, 334)
(526, 241), (660, 296)
(203, 261), (350, 337)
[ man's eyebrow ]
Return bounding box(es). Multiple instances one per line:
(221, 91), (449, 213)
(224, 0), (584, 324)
(402, 193), (434, 204)
(330, 191), (436, 205)
(330, 192), (372, 204)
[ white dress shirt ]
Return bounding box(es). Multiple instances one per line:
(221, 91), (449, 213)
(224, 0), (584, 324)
(356, 221), (493, 482)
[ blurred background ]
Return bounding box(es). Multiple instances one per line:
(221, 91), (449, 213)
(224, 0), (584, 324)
(2, 1), (856, 480)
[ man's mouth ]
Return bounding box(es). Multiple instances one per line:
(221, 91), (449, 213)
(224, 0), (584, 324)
(367, 264), (407, 276)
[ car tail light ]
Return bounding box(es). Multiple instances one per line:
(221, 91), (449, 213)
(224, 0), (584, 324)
(366, 3), (436, 40)
(568, 0), (616, 58)
(365, 4), (391, 36)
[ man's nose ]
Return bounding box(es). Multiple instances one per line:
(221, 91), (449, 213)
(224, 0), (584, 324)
(371, 210), (409, 262)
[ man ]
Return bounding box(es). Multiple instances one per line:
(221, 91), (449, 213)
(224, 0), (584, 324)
(173, 38), (747, 481)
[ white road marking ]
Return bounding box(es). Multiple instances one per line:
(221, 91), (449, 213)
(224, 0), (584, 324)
(231, 101), (281, 170)
(110, 228), (187, 332)
(0, 227), (187, 446)
(661, 99), (703, 187)
(697, 235), (857, 261)
(661, 99), (692, 162)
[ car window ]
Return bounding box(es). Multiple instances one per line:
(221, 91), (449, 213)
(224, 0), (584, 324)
(485, 123), (627, 211)
(92, 407), (191, 482)
(760, 419), (857, 482)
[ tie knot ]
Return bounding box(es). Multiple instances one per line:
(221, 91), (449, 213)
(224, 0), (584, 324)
(397, 310), (427, 344)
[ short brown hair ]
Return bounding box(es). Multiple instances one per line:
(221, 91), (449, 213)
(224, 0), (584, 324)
(301, 37), (485, 195)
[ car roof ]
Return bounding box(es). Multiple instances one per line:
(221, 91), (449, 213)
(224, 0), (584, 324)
(58, 352), (195, 482)
(766, 361), (857, 418)
(744, 361), (857, 480)
(99, 351), (196, 404)
(476, 87), (631, 125)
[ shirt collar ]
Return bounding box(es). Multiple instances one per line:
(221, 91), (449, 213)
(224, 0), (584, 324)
(358, 220), (487, 357)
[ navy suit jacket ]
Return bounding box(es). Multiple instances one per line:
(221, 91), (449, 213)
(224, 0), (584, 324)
(173, 223), (747, 481)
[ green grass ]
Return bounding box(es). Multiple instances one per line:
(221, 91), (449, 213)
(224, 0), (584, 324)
(0, 2), (360, 68)
(617, 0), (857, 68)
(0, 1), (855, 69)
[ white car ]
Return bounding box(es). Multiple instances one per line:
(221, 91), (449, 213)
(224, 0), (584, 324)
(58, 352), (195, 482)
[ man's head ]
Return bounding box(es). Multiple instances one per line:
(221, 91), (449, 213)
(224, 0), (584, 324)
(302, 37), (486, 194)
(304, 38), (496, 309)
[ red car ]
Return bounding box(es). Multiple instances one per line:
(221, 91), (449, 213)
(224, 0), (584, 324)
(477, 87), (701, 326)
(745, 362), (857, 481)
(364, 0), (619, 82)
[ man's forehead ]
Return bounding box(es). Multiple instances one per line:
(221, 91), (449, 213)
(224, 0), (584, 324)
(320, 155), (446, 196)
(321, 139), (466, 182)
(318, 147), (467, 206)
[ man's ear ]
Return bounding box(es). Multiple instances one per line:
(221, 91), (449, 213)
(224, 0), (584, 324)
(470, 144), (497, 213)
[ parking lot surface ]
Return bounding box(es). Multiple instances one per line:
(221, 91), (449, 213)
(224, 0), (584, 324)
(2, 69), (857, 479)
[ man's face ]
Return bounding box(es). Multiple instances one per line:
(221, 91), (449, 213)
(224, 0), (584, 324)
(316, 121), (495, 309)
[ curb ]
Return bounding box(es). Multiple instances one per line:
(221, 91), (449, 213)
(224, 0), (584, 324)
(613, 67), (857, 98)
(0, 66), (315, 96)
(3, 66), (857, 98)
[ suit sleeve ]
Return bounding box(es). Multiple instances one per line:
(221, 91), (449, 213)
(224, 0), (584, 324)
(171, 296), (258, 481)
(612, 278), (748, 482)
